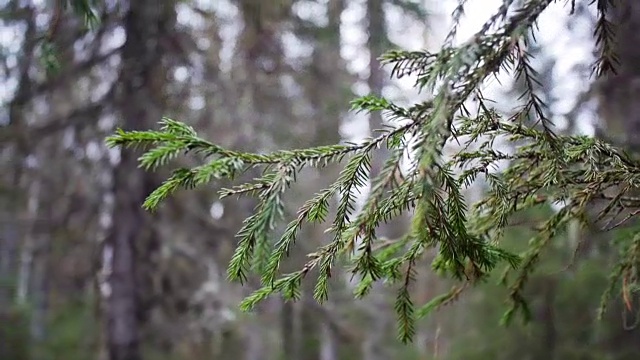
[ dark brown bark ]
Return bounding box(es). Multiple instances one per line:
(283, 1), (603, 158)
(105, 1), (173, 360)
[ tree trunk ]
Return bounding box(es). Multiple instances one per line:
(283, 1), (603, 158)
(281, 300), (302, 359)
(1, 4), (36, 308)
(363, 1), (396, 359)
(105, 1), (172, 360)
(598, 2), (640, 141)
(595, 1), (640, 352)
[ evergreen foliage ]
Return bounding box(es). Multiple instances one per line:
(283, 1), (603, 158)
(445, 218), (640, 360)
(105, 0), (636, 343)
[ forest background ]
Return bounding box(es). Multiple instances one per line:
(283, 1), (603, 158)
(2, 0), (640, 359)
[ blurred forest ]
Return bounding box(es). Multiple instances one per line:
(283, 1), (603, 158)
(2, 0), (640, 359)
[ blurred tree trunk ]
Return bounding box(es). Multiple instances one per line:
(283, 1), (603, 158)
(29, 234), (49, 343)
(598, 3), (640, 144)
(415, 3), (443, 357)
(304, 0), (348, 359)
(612, 2), (640, 77)
(363, 0), (396, 358)
(0, 214), (19, 305)
(16, 180), (38, 305)
(0, 5), (37, 359)
(281, 301), (302, 359)
(593, 0), (640, 354)
(18, 179), (49, 345)
(234, 1), (294, 359)
(1, 4), (36, 308)
(608, 1), (640, 349)
(105, 1), (172, 359)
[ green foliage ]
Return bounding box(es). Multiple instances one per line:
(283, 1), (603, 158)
(40, 40), (61, 76)
(106, 0), (638, 343)
(62, 0), (100, 29)
(38, 297), (100, 360)
(445, 220), (640, 360)
(0, 307), (30, 360)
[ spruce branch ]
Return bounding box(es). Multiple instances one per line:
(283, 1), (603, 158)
(105, 0), (640, 343)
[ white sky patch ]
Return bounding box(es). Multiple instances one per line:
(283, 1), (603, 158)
(35, 12), (50, 29)
(189, 95), (206, 111)
(174, 66), (189, 82)
(282, 30), (314, 60)
(107, 147), (121, 166)
(0, 23), (24, 52)
(215, 0), (242, 73)
(293, 0), (329, 27)
(177, 3), (206, 29)
(442, 0), (501, 46)
(209, 201), (224, 220)
(0, 23), (23, 103)
(85, 141), (103, 161)
(102, 26), (126, 54)
(340, 0), (367, 63)
(98, 114), (117, 132)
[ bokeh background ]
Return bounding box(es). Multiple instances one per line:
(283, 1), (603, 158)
(2, 0), (640, 359)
